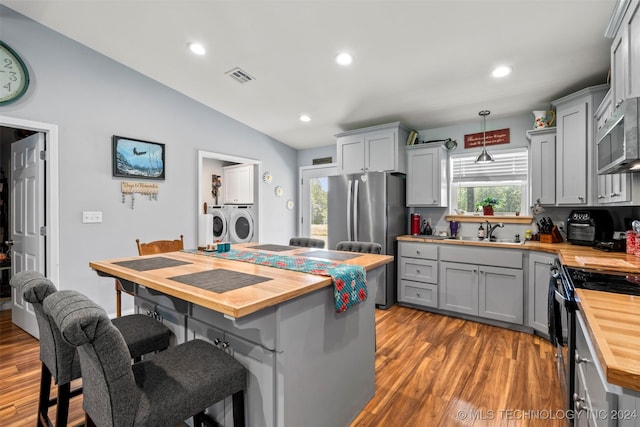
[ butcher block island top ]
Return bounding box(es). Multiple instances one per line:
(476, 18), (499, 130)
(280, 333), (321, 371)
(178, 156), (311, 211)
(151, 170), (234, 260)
(89, 243), (393, 318)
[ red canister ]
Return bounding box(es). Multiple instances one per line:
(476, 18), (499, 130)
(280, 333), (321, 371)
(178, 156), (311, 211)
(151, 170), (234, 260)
(411, 213), (421, 235)
(627, 230), (636, 255)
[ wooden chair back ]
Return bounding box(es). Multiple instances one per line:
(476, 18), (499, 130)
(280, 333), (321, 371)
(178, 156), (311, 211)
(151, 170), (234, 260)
(136, 235), (184, 255)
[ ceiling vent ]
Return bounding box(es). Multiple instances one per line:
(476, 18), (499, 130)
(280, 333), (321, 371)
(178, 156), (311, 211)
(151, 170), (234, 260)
(225, 67), (255, 84)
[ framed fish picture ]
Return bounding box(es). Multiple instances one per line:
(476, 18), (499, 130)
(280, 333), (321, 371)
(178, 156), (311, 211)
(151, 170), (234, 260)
(112, 135), (165, 180)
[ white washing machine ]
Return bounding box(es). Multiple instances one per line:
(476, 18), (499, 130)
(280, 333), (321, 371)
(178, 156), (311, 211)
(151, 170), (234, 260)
(227, 205), (256, 243)
(207, 205), (230, 242)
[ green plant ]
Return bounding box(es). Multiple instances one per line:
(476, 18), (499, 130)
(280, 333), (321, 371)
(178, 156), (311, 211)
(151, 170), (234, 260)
(476, 196), (499, 208)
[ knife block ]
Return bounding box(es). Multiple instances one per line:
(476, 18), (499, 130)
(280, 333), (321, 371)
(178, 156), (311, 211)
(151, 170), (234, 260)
(540, 226), (563, 243)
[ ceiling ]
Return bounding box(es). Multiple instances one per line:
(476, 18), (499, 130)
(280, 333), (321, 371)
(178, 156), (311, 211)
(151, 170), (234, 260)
(2, 0), (617, 150)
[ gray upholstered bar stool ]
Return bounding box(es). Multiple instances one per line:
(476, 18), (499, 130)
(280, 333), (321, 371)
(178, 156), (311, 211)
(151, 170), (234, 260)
(44, 290), (246, 427)
(336, 241), (383, 254)
(12, 271), (172, 427)
(289, 237), (325, 248)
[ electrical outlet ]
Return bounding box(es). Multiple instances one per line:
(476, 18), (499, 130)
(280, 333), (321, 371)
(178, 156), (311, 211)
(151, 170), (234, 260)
(82, 211), (103, 223)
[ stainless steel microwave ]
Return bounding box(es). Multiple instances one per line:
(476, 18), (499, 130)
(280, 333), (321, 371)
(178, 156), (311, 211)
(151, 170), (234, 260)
(596, 96), (640, 174)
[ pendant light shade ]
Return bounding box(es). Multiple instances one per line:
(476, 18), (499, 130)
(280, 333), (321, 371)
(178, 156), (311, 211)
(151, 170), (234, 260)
(475, 110), (494, 163)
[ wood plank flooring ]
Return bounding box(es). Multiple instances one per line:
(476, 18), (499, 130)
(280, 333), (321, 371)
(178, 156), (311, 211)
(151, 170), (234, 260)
(0, 306), (563, 426)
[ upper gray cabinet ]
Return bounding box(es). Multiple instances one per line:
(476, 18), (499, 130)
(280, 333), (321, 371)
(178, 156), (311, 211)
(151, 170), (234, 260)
(406, 143), (448, 207)
(336, 122), (409, 175)
(607, 0), (640, 103)
(526, 128), (556, 206)
(552, 85), (608, 206)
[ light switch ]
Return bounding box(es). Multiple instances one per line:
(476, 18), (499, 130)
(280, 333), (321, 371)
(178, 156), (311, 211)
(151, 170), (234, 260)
(82, 211), (103, 223)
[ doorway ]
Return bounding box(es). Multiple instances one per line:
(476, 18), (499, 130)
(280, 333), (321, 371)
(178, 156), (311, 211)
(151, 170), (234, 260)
(0, 116), (60, 338)
(299, 164), (337, 248)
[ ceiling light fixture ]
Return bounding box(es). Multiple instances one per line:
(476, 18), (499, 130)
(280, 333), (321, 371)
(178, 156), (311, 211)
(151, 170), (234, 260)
(492, 65), (512, 78)
(188, 42), (206, 56)
(475, 110), (495, 163)
(299, 114), (311, 122)
(335, 52), (353, 66)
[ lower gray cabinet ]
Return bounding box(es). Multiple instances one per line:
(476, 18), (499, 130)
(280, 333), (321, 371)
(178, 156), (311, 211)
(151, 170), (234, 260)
(439, 261), (524, 324)
(439, 261), (478, 315)
(398, 241), (439, 308)
(527, 252), (555, 336)
(478, 266), (523, 324)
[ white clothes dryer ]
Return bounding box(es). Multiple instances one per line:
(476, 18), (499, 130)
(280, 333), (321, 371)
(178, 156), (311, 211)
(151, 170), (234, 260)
(227, 205), (256, 244)
(207, 205), (230, 242)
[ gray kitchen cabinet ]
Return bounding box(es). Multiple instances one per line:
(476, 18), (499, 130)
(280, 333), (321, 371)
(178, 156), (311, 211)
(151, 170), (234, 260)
(406, 143), (448, 207)
(608, 0), (640, 101)
(336, 122), (409, 175)
(527, 252), (555, 336)
(552, 85), (608, 206)
(398, 241), (438, 308)
(223, 163), (254, 204)
(478, 265), (523, 324)
(574, 311), (640, 427)
(439, 261), (478, 315)
(526, 128), (556, 206)
(439, 245), (523, 324)
(628, 0), (640, 98)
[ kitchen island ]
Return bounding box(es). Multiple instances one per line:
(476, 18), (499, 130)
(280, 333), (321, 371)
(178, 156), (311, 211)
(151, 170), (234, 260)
(90, 244), (393, 427)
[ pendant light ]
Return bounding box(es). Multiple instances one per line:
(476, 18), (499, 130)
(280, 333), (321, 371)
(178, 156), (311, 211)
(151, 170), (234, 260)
(475, 110), (494, 163)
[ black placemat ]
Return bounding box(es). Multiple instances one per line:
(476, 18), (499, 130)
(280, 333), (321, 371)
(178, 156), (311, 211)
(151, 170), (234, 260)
(113, 257), (191, 271)
(297, 250), (361, 261)
(168, 268), (272, 293)
(249, 244), (298, 252)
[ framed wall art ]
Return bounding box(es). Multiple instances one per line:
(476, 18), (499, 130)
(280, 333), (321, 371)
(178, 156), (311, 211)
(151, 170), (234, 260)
(112, 135), (165, 180)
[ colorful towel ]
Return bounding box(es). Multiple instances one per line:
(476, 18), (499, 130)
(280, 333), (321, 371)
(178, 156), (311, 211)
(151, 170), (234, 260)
(202, 249), (367, 313)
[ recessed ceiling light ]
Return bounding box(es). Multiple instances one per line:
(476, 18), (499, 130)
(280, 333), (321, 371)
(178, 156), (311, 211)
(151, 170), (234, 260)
(335, 52), (353, 66)
(492, 65), (512, 78)
(188, 42), (206, 56)
(299, 114), (311, 122)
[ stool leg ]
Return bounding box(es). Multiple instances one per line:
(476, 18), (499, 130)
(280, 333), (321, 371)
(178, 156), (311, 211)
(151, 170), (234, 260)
(55, 382), (71, 427)
(85, 413), (96, 427)
(232, 390), (245, 427)
(115, 280), (122, 318)
(37, 362), (52, 427)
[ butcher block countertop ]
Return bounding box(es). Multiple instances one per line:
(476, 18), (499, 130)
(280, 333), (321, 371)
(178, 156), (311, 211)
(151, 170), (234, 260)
(90, 244), (393, 319)
(398, 235), (640, 392)
(576, 289), (640, 392)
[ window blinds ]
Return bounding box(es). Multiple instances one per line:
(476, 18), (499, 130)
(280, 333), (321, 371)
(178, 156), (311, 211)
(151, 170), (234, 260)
(451, 148), (528, 183)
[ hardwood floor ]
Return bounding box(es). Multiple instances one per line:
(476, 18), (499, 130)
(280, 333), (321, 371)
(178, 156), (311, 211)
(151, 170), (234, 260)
(0, 306), (563, 426)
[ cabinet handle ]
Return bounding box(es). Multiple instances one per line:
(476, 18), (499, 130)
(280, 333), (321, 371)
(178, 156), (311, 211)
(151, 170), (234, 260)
(213, 338), (222, 346)
(416, 269), (421, 274)
(575, 353), (590, 364)
(416, 292), (421, 298)
(221, 341), (230, 349)
(432, 200), (437, 204)
(578, 196), (584, 201)
(598, 195), (605, 199)
(416, 250), (421, 255)
(610, 193), (619, 197)
(615, 99), (624, 109)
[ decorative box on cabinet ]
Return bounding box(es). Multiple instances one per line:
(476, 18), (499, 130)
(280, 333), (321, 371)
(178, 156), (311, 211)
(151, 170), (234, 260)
(398, 241), (439, 308)
(336, 122), (409, 175)
(406, 142), (448, 207)
(223, 163), (254, 204)
(526, 128), (556, 206)
(552, 85), (608, 206)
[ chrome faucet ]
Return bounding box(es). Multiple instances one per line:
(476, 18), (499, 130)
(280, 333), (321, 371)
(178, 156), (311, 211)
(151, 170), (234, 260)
(485, 221), (504, 241)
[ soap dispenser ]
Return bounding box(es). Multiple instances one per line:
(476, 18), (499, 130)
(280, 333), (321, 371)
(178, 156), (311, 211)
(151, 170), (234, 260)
(477, 224), (485, 239)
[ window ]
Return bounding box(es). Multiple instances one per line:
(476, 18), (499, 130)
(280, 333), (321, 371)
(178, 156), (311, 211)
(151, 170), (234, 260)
(450, 148), (529, 215)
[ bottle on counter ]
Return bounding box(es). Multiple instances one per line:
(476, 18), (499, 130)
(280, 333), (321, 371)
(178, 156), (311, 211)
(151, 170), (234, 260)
(425, 221), (433, 235)
(525, 229), (532, 241)
(478, 224), (485, 239)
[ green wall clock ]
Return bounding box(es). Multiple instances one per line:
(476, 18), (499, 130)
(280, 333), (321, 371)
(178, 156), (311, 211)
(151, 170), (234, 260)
(0, 41), (30, 105)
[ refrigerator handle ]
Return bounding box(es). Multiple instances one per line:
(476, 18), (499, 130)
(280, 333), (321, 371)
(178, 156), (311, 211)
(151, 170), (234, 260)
(353, 179), (359, 241)
(347, 179), (353, 241)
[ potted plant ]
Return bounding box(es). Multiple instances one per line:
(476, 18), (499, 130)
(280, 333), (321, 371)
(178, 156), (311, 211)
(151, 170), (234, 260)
(476, 196), (499, 216)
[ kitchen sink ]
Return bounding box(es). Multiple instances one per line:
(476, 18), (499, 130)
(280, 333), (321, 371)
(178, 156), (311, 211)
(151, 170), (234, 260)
(447, 236), (525, 246)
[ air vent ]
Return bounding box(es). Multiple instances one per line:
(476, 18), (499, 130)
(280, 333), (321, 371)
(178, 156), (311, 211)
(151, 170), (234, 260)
(225, 67), (255, 84)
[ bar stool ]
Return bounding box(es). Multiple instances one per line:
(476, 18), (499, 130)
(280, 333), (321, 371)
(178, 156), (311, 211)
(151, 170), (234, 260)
(44, 290), (246, 427)
(115, 235), (184, 317)
(289, 237), (325, 248)
(336, 241), (383, 254)
(12, 271), (171, 427)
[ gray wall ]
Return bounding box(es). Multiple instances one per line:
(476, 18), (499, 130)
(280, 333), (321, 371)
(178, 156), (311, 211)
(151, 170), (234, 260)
(0, 6), (298, 313)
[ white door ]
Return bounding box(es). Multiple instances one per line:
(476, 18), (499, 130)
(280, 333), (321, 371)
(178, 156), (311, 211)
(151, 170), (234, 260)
(11, 132), (45, 338)
(299, 164), (337, 247)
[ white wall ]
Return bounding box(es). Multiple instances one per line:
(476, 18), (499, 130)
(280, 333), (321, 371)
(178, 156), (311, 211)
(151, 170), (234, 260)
(0, 5), (297, 314)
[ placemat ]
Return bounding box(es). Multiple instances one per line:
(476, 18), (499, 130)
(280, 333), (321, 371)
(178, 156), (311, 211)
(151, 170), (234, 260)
(297, 250), (360, 261)
(168, 268), (272, 293)
(113, 257), (191, 271)
(249, 244), (298, 252)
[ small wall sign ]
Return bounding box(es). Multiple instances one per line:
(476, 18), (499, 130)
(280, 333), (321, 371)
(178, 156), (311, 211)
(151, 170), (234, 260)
(464, 128), (510, 149)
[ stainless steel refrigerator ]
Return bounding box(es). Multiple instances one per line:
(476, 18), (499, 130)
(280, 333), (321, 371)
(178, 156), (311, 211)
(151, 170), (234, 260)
(328, 172), (406, 308)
